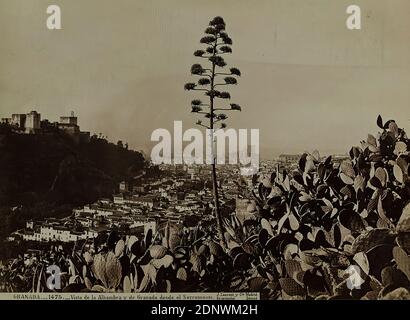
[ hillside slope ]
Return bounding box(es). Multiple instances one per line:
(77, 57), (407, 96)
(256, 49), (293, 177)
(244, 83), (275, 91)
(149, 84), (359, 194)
(0, 124), (145, 240)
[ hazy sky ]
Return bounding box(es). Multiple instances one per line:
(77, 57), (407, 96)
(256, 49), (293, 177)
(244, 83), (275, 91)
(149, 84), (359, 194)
(1, 0), (409, 157)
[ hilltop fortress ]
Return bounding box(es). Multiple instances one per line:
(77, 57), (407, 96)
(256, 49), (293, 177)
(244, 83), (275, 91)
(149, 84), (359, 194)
(1, 110), (90, 143)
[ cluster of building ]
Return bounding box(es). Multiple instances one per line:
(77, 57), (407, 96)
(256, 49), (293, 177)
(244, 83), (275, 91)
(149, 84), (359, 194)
(1, 110), (90, 143)
(12, 218), (98, 243)
(9, 197), (158, 243)
(276, 153), (349, 171)
(7, 162), (249, 244)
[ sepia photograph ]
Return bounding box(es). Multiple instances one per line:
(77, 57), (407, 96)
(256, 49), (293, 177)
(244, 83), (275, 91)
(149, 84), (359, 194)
(1, 0), (410, 307)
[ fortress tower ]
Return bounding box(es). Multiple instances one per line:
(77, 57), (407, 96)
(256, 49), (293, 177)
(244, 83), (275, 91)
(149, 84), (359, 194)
(11, 114), (26, 129)
(60, 111), (78, 126)
(25, 111), (41, 133)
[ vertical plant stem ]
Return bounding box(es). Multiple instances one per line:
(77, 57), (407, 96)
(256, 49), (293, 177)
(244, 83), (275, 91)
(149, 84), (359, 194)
(209, 37), (225, 248)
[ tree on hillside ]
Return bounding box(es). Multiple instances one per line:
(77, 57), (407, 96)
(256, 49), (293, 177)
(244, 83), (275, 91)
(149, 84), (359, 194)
(184, 16), (242, 246)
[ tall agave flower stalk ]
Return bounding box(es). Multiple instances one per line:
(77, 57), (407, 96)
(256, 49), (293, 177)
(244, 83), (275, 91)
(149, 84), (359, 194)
(184, 16), (242, 247)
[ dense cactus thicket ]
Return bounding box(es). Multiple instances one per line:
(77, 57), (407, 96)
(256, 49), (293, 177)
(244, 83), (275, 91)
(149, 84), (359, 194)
(2, 116), (410, 300)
